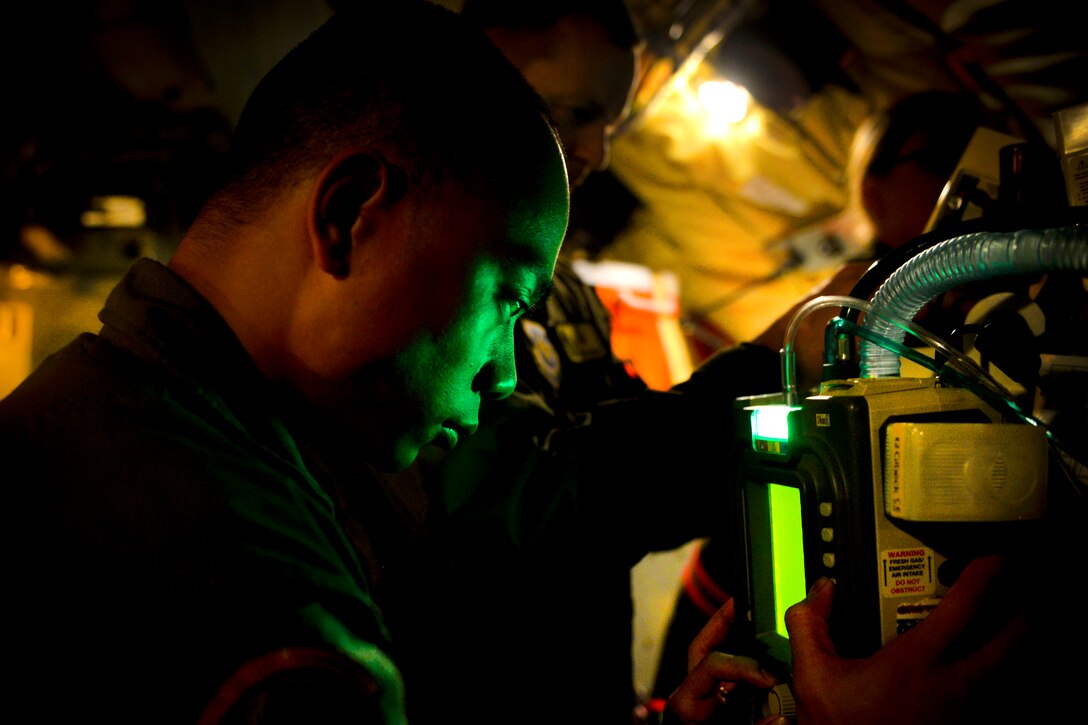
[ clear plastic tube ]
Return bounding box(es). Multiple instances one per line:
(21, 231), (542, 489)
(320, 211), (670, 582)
(859, 226), (1088, 377)
(780, 295), (1037, 427)
(780, 295), (862, 405)
(779, 295), (971, 405)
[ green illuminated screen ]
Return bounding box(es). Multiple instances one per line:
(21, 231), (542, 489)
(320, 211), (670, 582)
(768, 484), (806, 637)
(746, 480), (806, 659)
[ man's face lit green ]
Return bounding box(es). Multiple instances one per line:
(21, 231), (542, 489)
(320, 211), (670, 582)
(356, 171), (568, 472)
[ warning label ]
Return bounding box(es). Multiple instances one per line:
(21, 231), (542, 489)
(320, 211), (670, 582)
(1062, 152), (1088, 206)
(880, 547), (936, 598)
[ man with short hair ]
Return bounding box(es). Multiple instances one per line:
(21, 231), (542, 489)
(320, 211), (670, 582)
(2, 3), (567, 722)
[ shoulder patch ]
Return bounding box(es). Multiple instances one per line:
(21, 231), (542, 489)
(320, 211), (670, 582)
(521, 318), (562, 391)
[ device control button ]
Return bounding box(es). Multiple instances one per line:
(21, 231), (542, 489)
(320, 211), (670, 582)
(822, 552), (836, 568)
(762, 683), (797, 719)
(819, 502), (833, 516)
(821, 527), (834, 542)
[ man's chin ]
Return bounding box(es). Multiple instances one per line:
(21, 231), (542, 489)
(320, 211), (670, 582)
(367, 442), (420, 474)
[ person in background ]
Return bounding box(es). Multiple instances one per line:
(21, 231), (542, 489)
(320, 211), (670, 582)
(653, 87), (1078, 724)
(1, 2), (569, 721)
(846, 89), (989, 254)
(461, 0), (650, 414)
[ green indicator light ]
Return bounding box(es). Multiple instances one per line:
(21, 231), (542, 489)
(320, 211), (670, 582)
(769, 483), (806, 639)
(748, 405), (800, 453)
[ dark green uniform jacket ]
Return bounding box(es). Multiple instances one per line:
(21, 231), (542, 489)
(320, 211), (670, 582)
(2, 259), (404, 724)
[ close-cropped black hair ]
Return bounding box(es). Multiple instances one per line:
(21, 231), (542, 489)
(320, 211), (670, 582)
(461, 0), (642, 51)
(213, 0), (557, 221)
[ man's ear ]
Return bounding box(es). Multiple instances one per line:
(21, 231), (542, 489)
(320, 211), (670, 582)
(311, 150), (407, 278)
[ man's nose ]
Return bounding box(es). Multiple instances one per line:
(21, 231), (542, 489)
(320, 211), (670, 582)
(473, 339), (517, 401)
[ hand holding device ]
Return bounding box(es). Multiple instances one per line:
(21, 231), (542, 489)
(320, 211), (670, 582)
(665, 597), (786, 725)
(784, 555), (1027, 725)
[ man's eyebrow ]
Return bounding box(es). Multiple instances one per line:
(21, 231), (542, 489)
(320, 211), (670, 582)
(498, 246), (555, 307)
(528, 273), (555, 310)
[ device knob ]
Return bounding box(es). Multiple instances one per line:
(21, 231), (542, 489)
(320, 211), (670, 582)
(762, 683), (797, 720)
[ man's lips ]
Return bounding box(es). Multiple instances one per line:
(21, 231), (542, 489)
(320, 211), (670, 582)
(434, 422), (477, 450)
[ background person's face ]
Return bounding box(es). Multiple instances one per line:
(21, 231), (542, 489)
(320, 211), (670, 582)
(512, 17), (638, 188)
